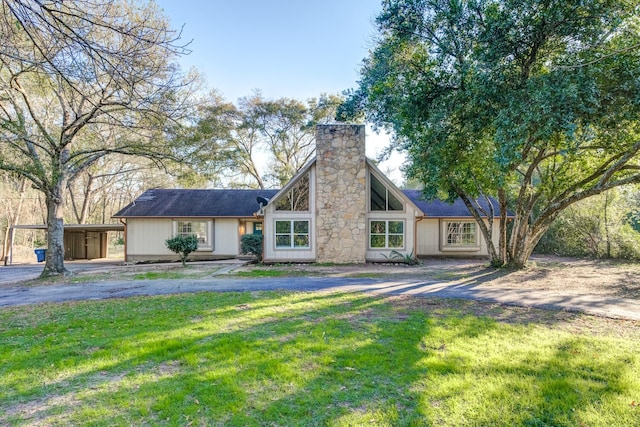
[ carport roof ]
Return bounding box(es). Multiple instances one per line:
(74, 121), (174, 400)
(11, 224), (124, 231)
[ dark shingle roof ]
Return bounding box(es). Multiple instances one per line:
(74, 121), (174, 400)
(113, 188), (279, 218)
(114, 188), (506, 219)
(403, 190), (507, 218)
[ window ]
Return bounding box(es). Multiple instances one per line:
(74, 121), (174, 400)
(370, 173), (403, 211)
(370, 220), (404, 249)
(276, 172), (309, 211)
(175, 220), (212, 250)
(275, 220), (310, 249)
(445, 221), (477, 246)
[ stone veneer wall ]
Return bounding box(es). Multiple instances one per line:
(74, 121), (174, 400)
(315, 124), (367, 263)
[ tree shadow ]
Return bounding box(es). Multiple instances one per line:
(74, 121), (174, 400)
(2, 291), (637, 426)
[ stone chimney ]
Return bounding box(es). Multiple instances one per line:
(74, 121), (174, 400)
(315, 124), (367, 263)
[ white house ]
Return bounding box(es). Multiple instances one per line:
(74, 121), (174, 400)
(113, 124), (502, 263)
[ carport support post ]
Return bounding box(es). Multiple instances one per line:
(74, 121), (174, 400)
(6, 226), (14, 266)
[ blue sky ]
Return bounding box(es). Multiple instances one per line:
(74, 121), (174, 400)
(155, 0), (382, 102)
(154, 0), (404, 182)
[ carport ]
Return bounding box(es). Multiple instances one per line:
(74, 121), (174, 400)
(5, 224), (125, 265)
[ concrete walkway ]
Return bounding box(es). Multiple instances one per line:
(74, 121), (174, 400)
(1, 272), (638, 321)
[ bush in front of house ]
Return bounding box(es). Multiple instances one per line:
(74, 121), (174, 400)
(165, 235), (199, 266)
(241, 234), (263, 261)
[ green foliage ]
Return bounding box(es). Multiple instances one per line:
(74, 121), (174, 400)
(346, 0), (640, 268)
(382, 249), (420, 265)
(240, 233), (263, 260)
(1, 293), (639, 425)
(165, 235), (198, 266)
(536, 188), (640, 260)
(185, 91), (344, 189)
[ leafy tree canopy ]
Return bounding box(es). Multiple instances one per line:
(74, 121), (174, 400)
(341, 0), (640, 268)
(0, 0), (196, 276)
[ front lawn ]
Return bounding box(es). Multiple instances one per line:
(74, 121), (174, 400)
(1, 291), (639, 426)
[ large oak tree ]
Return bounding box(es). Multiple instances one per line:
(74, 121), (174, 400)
(341, 0), (640, 268)
(0, 0), (195, 276)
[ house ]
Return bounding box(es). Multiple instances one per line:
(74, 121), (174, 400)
(113, 124), (502, 263)
(112, 189), (277, 263)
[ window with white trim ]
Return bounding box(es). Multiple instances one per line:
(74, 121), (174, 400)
(445, 221), (477, 246)
(275, 220), (310, 249)
(174, 220), (213, 250)
(370, 220), (404, 249)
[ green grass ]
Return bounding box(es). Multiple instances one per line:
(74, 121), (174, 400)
(234, 269), (304, 277)
(16, 267), (220, 287)
(132, 271), (188, 280)
(1, 292), (639, 426)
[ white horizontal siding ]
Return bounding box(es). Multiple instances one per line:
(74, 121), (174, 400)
(127, 218), (173, 256)
(126, 217), (242, 259)
(416, 218), (498, 256)
(214, 218), (240, 256)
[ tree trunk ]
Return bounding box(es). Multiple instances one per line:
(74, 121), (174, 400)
(41, 182), (71, 277)
(498, 189), (508, 266)
(457, 192), (501, 266)
(78, 175), (94, 224)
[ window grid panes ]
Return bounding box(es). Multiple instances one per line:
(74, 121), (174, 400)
(177, 221), (208, 245)
(370, 220), (404, 249)
(446, 222), (476, 245)
(275, 220), (310, 249)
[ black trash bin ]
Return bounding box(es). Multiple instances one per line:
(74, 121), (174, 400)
(34, 249), (46, 262)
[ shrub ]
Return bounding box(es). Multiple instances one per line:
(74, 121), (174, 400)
(382, 249), (420, 265)
(535, 188), (640, 260)
(241, 234), (263, 261)
(165, 235), (199, 267)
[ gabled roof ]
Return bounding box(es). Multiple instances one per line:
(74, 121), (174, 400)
(113, 188), (279, 218)
(403, 190), (507, 218)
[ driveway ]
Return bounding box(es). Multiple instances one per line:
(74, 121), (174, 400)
(1, 266), (639, 321)
(0, 259), (127, 285)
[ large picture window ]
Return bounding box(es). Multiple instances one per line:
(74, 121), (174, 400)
(445, 221), (477, 246)
(276, 172), (309, 211)
(370, 173), (403, 211)
(275, 220), (310, 249)
(175, 220), (212, 250)
(370, 220), (404, 249)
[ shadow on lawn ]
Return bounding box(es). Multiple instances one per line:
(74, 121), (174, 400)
(2, 291), (636, 426)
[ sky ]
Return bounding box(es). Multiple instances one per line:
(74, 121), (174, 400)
(154, 0), (405, 183)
